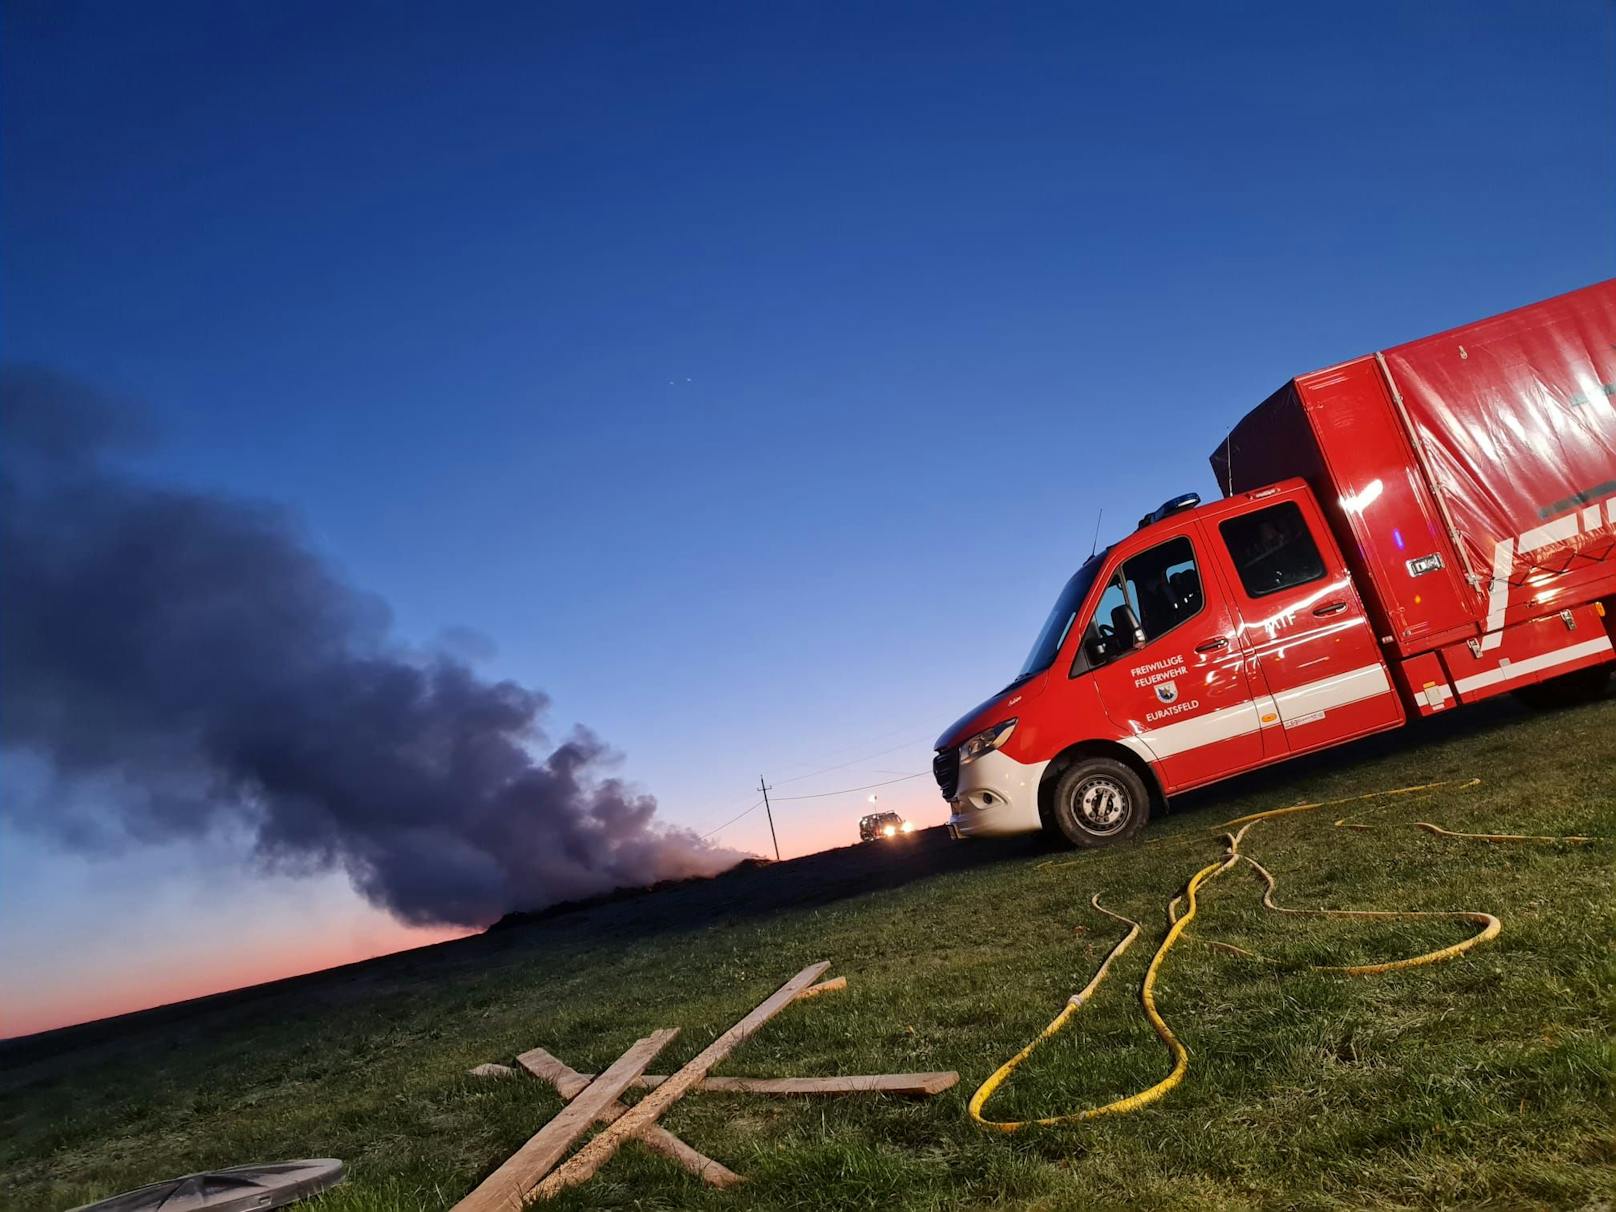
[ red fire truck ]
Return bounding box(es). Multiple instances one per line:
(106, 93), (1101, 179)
(935, 280), (1616, 846)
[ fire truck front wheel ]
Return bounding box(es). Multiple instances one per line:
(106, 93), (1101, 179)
(1049, 757), (1150, 848)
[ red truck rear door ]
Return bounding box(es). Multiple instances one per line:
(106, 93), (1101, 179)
(1199, 485), (1406, 756)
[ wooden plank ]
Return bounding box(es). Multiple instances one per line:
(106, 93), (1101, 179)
(515, 1047), (742, 1188)
(513, 1047), (579, 1092)
(549, 1071), (591, 1102)
(641, 1071), (957, 1096)
(556, 1070), (959, 1097)
(469, 1063), (516, 1079)
(795, 975), (846, 1000)
(529, 961), (830, 1201)
(521, 974), (843, 1099)
(452, 1028), (678, 1212)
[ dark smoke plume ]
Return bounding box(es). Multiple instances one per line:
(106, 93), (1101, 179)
(0, 366), (743, 926)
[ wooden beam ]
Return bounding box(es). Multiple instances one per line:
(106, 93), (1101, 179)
(641, 1071), (956, 1096)
(529, 961), (830, 1201)
(452, 1028), (678, 1212)
(551, 1069), (959, 1098)
(513, 1047), (578, 1091)
(795, 975), (846, 1000)
(517, 973), (845, 1100)
(514, 1047), (742, 1189)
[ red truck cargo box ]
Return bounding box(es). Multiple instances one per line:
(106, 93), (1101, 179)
(1212, 280), (1616, 660)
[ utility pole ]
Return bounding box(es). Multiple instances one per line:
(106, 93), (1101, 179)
(758, 776), (780, 862)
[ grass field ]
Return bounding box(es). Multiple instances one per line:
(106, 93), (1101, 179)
(3, 695), (1613, 1211)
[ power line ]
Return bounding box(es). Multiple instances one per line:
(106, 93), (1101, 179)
(700, 771), (933, 840)
(769, 734), (932, 787)
(699, 735), (938, 840)
(771, 771), (929, 802)
(701, 799), (764, 839)
(770, 719), (922, 772)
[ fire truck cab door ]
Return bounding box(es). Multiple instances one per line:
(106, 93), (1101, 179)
(1202, 487), (1404, 756)
(1078, 521), (1265, 791)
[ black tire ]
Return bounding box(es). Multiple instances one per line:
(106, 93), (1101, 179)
(1048, 757), (1151, 848)
(1512, 664), (1612, 710)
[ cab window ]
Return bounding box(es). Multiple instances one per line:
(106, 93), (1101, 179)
(1219, 501), (1325, 598)
(1122, 536), (1203, 641)
(1077, 535), (1204, 668)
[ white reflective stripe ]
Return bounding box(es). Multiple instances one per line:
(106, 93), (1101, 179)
(1452, 636), (1614, 697)
(1131, 662), (1392, 757)
(1133, 699), (1261, 759)
(1479, 538), (1513, 652)
(1480, 501), (1615, 651)
(1518, 515), (1579, 553)
(1116, 733), (1159, 765)
(1272, 663), (1391, 725)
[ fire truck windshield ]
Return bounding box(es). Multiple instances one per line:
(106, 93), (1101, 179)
(1014, 552), (1106, 681)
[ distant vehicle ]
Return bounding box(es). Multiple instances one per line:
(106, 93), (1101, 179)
(934, 280), (1616, 848)
(859, 811), (914, 842)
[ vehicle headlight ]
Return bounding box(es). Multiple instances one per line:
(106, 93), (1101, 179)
(901, 820), (915, 833)
(958, 718), (1017, 765)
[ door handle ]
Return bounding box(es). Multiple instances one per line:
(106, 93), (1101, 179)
(1195, 637), (1229, 653)
(1313, 601), (1348, 617)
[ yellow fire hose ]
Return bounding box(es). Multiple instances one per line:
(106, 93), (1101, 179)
(1330, 779), (1480, 830)
(1324, 782), (1605, 843)
(969, 851), (1240, 1130)
(1180, 791), (1502, 969)
(1201, 851), (1501, 975)
(969, 775), (1557, 1132)
(1411, 821), (1601, 844)
(1219, 778), (1478, 830)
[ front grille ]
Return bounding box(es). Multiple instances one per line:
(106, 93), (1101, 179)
(932, 748), (960, 800)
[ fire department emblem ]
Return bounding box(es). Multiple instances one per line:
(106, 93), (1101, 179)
(1155, 680), (1179, 705)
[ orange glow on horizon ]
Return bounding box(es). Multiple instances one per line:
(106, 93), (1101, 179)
(7, 918), (472, 1039)
(10, 789), (949, 1039)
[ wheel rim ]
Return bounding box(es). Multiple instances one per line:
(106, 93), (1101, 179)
(1071, 776), (1130, 836)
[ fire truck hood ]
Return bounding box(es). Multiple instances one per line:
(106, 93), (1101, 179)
(934, 676), (1048, 751)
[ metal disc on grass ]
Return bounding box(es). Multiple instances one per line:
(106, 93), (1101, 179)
(68, 1158), (344, 1212)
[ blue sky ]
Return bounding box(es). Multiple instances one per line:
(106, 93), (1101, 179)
(3, 1), (1612, 1032)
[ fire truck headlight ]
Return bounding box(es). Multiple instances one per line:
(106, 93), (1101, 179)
(883, 824), (897, 837)
(901, 820), (915, 833)
(958, 718), (1017, 766)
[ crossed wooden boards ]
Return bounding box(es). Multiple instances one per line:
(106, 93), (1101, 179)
(453, 962), (957, 1209)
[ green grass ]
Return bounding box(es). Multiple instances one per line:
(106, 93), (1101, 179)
(3, 697), (1613, 1211)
